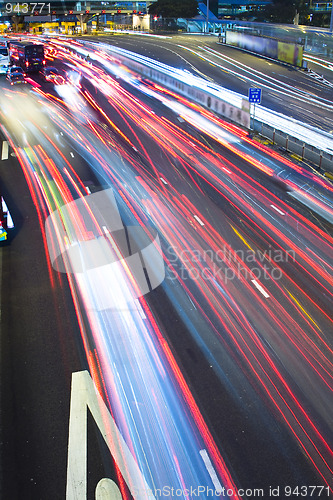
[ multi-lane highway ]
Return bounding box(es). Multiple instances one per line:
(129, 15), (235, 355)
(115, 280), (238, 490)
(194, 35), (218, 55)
(0, 35), (332, 500)
(87, 34), (333, 133)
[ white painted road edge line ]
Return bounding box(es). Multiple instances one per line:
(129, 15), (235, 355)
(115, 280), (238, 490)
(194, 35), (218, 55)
(199, 449), (223, 494)
(194, 215), (205, 226)
(270, 204), (285, 216)
(160, 177), (168, 185)
(251, 279), (270, 298)
(1, 141), (8, 160)
(70, 152), (75, 158)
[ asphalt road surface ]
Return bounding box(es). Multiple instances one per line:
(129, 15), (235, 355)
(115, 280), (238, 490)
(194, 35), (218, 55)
(0, 38), (332, 500)
(86, 33), (333, 133)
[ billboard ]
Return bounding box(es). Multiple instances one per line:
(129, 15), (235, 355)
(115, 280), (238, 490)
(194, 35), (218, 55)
(278, 41), (303, 67)
(226, 31), (303, 68)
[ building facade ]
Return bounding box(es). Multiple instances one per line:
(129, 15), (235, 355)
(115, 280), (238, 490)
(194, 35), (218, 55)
(218, 1), (271, 17)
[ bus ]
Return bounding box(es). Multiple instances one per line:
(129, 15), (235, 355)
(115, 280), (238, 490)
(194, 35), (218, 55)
(0, 38), (10, 75)
(9, 41), (45, 72)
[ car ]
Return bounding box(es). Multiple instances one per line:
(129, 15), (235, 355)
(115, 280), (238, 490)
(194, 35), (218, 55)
(40, 66), (65, 85)
(40, 66), (58, 79)
(8, 72), (27, 85)
(6, 65), (25, 79)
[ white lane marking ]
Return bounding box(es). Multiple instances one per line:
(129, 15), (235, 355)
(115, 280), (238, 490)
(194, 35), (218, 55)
(60, 131), (64, 136)
(66, 371), (155, 500)
(186, 293), (197, 310)
(194, 215), (205, 226)
(270, 204), (285, 215)
(86, 186), (91, 194)
(251, 279), (270, 298)
(70, 152), (75, 158)
(199, 449), (223, 494)
(1, 141), (9, 160)
(135, 298), (147, 319)
(222, 167), (231, 174)
(160, 177), (168, 185)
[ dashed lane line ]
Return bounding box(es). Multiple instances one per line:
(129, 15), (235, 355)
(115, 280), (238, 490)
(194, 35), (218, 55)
(1, 141), (9, 161)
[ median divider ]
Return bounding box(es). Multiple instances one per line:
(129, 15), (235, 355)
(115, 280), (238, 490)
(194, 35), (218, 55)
(80, 40), (333, 174)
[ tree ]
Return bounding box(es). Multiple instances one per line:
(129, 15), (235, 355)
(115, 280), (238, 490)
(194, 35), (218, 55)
(265, 0), (309, 24)
(148, 0), (199, 18)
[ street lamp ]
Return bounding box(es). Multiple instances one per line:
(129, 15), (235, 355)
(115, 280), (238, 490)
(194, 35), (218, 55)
(206, 0), (209, 34)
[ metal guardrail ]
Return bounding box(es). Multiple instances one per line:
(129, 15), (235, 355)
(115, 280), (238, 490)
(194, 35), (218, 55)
(254, 121), (333, 172)
(83, 40), (333, 174)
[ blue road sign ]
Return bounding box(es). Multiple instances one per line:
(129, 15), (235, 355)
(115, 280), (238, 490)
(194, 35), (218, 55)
(248, 88), (262, 103)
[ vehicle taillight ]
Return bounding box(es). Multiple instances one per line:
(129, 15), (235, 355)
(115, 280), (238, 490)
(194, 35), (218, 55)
(43, 60), (46, 65)
(26, 61), (29, 66)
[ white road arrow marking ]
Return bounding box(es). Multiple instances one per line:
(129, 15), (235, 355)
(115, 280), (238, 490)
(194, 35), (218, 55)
(66, 370), (155, 500)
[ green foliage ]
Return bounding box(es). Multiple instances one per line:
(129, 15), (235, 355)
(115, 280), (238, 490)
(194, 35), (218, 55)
(148, 0), (199, 18)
